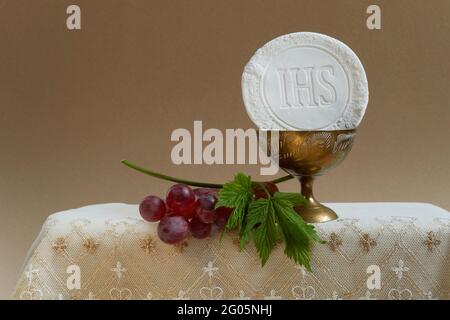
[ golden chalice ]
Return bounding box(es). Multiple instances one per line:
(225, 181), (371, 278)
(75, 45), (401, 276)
(270, 130), (356, 223)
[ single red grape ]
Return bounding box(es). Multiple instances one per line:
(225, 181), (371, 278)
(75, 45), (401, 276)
(214, 207), (233, 229)
(199, 194), (217, 210)
(264, 182), (279, 194)
(139, 196), (166, 222)
(195, 195), (217, 223)
(193, 188), (219, 199)
(157, 216), (189, 244)
(166, 184), (196, 218)
(195, 208), (216, 224)
(189, 217), (211, 239)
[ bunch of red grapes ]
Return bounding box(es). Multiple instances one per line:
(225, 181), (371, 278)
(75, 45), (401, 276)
(139, 184), (231, 244)
(139, 182), (278, 245)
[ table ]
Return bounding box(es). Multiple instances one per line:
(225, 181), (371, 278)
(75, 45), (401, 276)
(12, 202), (449, 300)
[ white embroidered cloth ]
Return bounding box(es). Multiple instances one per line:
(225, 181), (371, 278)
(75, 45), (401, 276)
(12, 202), (450, 300)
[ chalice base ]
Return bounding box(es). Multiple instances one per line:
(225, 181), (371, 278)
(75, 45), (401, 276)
(295, 175), (338, 223)
(295, 201), (338, 223)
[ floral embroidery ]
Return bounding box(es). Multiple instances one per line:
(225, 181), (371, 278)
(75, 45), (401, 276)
(392, 259), (409, 280)
(327, 291), (343, 300)
(292, 285), (316, 300)
(24, 264), (40, 286)
(83, 238), (98, 254)
(388, 288), (412, 300)
(199, 261), (223, 300)
(359, 233), (377, 252)
(110, 262), (127, 279)
(139, 237), (155, 254)
(424, 291), (437, 300)
(20, 289), (43, 300)
(423, 231), (440, 252)
(52, 237), (67, 254)
(202, 261), (219, 278)
(109, 288), (132, 300)
(327, 232), (343, 252)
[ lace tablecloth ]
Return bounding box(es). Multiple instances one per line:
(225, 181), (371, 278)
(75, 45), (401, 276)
(12, 202), (450, 300)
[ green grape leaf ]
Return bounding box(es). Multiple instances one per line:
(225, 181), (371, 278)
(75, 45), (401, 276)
(215, 173), (253, 233)
(215, 172), (323, 269)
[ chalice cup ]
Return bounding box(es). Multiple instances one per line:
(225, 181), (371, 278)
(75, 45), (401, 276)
(270, 130), (356, 223)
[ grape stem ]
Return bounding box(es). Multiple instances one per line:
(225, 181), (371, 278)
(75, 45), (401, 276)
(121, 160), (294, 188)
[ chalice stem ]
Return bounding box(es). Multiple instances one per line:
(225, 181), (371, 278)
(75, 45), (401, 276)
(300, 176), (317, 205)
(295, 175), (338, 223)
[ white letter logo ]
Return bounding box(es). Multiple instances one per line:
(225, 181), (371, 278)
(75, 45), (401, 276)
(66, 264), (81, 290)
(66, 5), (81, 30)
(366, 265), (381, 290)
(366, 5), (381, 30)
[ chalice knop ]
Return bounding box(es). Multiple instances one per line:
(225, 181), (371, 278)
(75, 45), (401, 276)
(269, 130), (356, 223)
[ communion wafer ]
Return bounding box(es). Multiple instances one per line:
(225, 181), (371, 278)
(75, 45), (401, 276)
(242, 32), (369, 131)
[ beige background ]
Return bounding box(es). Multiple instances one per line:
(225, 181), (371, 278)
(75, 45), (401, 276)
(0, 0), (449, 299)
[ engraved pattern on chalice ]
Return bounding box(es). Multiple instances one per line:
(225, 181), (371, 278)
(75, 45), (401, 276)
(271, 130), (356, 223)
